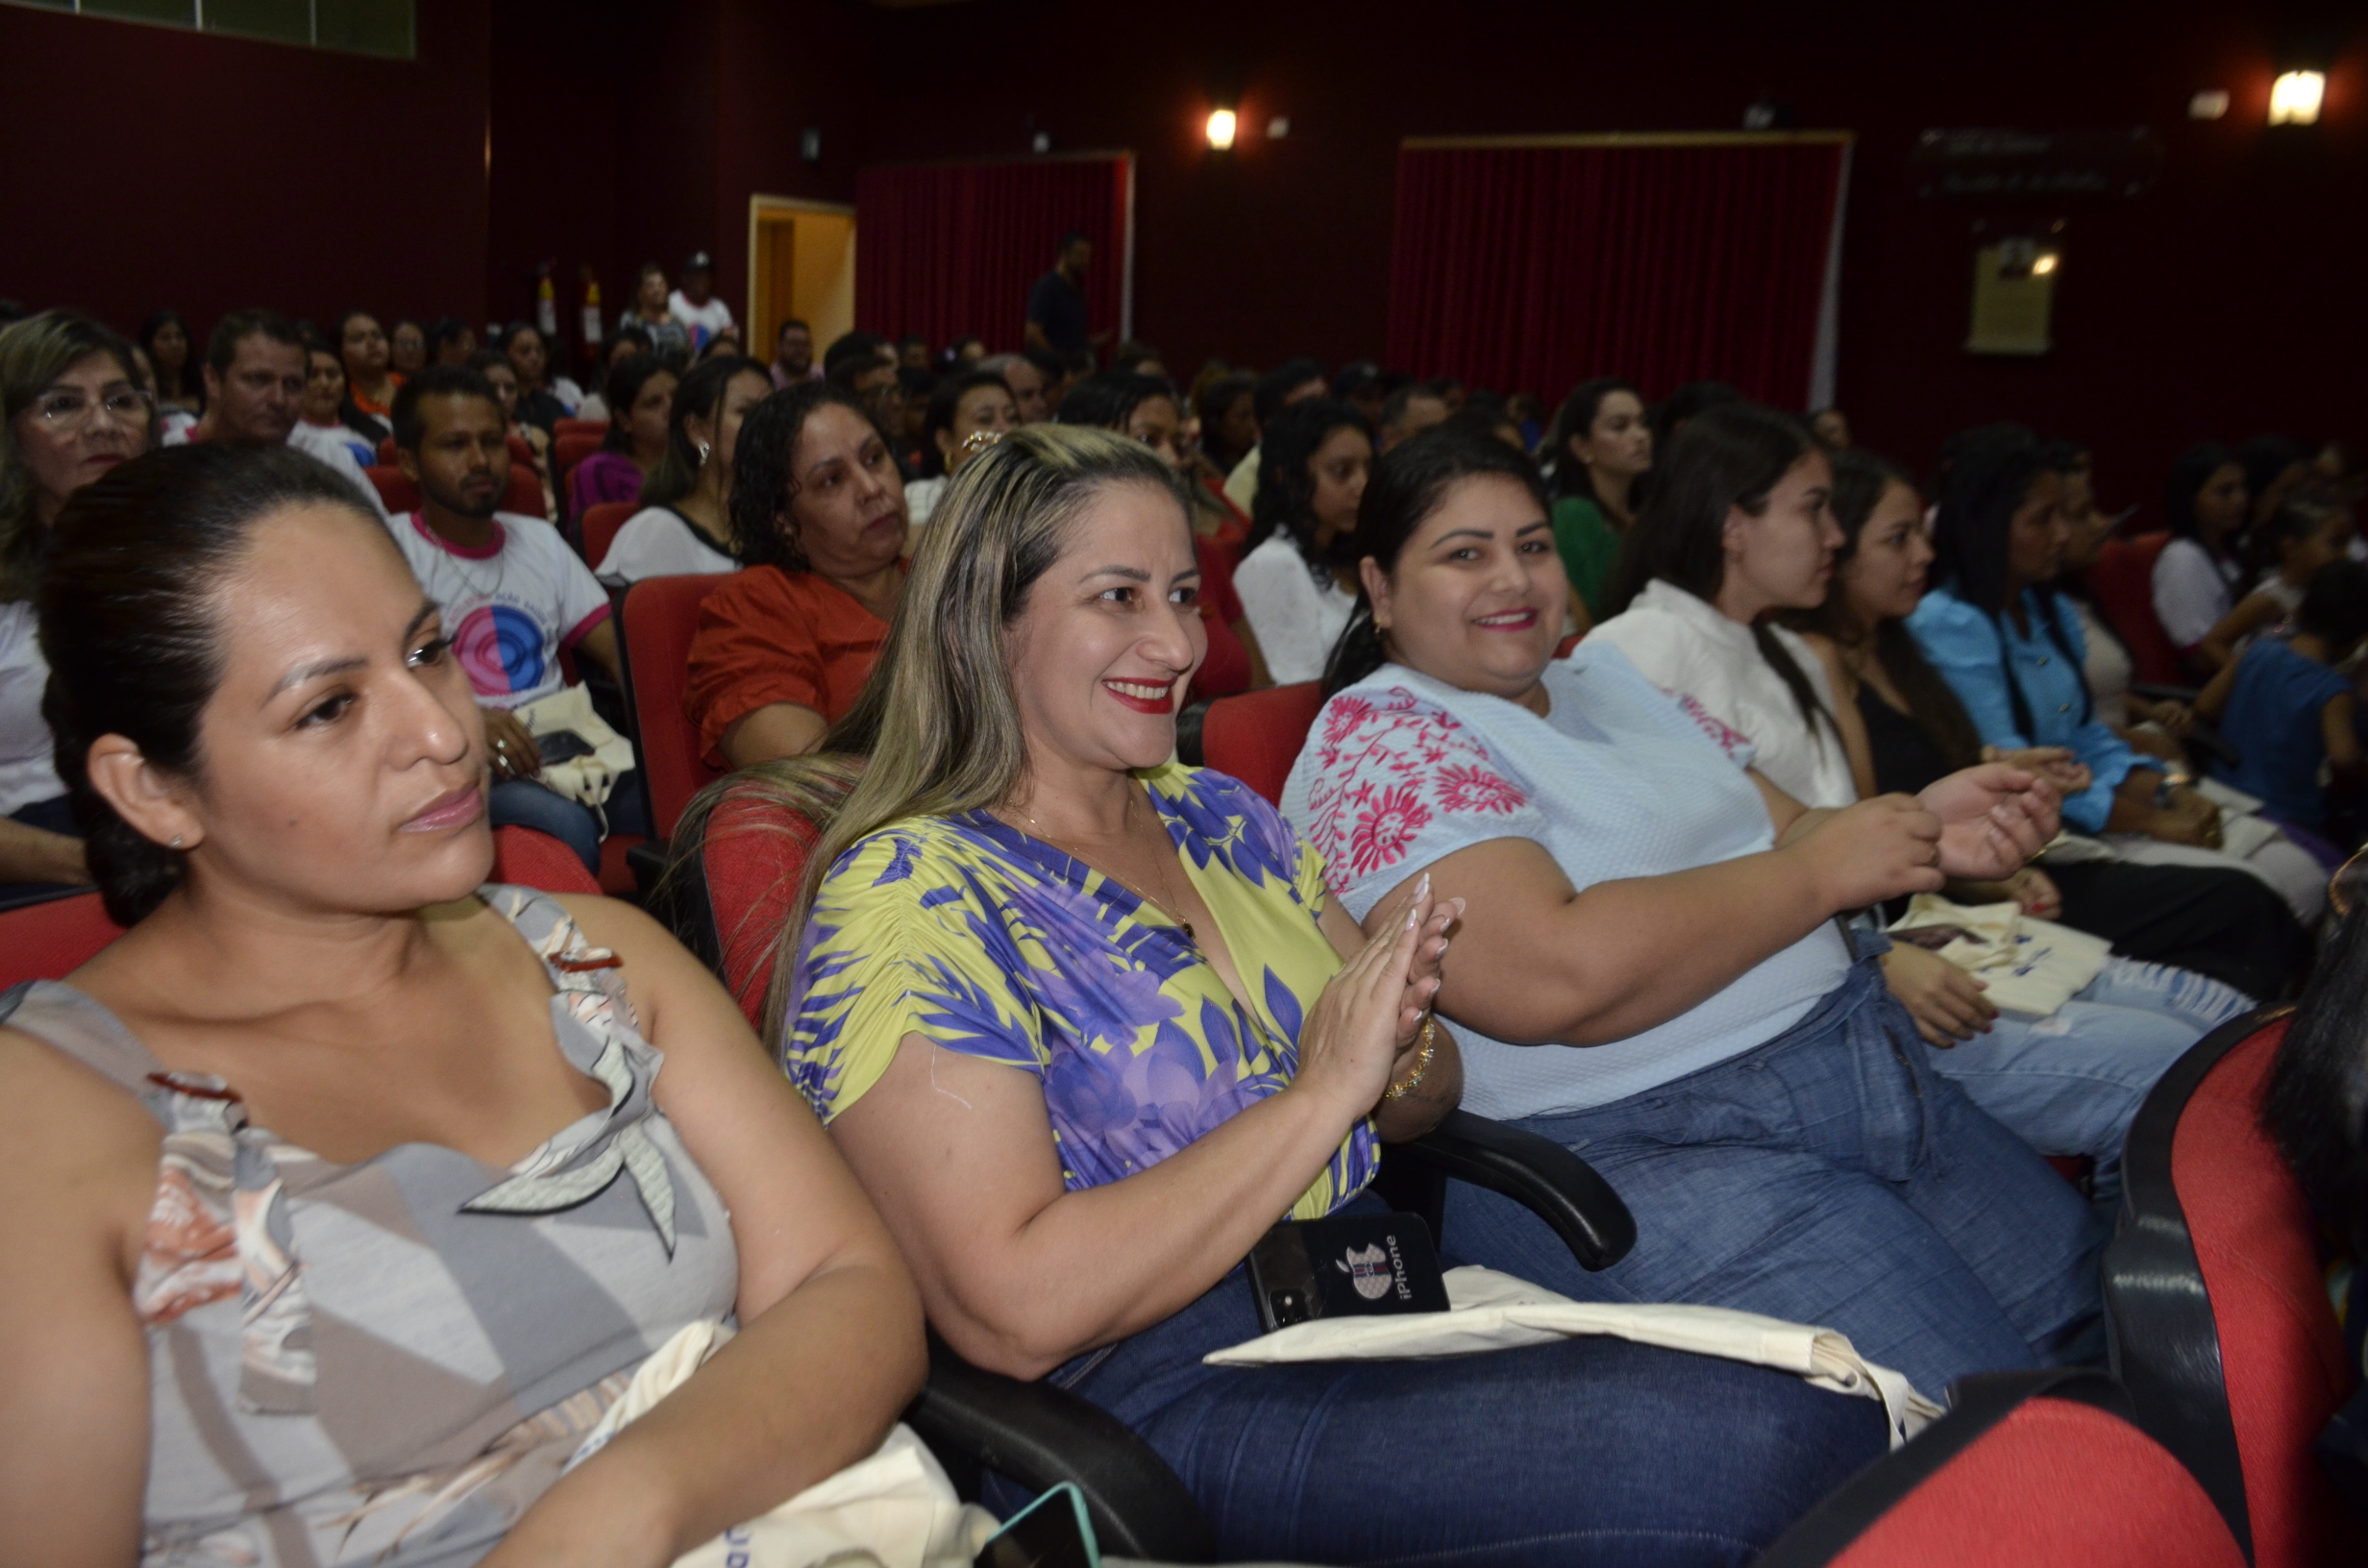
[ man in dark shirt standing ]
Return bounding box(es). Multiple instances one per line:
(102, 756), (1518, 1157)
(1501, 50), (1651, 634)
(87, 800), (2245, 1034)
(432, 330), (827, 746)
(1024, 232), (1101, 360)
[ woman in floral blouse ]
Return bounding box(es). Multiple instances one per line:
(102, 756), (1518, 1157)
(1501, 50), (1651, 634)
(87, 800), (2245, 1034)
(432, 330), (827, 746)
(1281, 425), (2100, 1399)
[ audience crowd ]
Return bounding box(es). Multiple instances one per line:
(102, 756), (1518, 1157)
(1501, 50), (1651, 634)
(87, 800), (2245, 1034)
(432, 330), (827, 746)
(1, 271), (2363, 1568)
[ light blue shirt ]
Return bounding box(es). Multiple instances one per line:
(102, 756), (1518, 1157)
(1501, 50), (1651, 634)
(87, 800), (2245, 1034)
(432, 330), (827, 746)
(1279, 649), (1851, 1119)
(1905, 585), (2139, 833)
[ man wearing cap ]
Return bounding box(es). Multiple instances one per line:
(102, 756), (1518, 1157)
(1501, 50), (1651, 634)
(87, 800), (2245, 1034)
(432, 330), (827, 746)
(669, 251), (739, 355)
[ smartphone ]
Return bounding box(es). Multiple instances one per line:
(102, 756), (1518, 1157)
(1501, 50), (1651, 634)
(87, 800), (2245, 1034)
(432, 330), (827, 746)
(975, 1482), (1098, 1568)
(1246, 1211), (1450, 1334)
(536, 729), (597, 765)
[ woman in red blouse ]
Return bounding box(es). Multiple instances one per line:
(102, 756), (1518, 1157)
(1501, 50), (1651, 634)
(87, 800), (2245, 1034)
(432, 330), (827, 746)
(685, 382), (910, 767)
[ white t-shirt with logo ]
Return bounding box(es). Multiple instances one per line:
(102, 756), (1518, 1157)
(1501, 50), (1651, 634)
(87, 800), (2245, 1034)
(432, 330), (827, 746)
(161, 422), (389, 519)
(668, 290), (737, 352)
(0, 600), (62, 816)
(595, 505), (739, 584)
(385, 512), (610, 709)
(285, 422), (392, 517)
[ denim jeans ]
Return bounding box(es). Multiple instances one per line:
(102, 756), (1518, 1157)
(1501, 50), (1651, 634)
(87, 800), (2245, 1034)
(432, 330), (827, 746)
(1926, 955), (2252, 1206)
(486, 772), (646, 876)
(1009, 1215), (1889, 1568)
(1443, 959), (2108, 1399)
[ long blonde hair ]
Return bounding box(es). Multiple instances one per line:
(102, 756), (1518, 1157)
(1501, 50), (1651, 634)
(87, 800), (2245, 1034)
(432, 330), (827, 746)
(670, 423), (1191, 1048)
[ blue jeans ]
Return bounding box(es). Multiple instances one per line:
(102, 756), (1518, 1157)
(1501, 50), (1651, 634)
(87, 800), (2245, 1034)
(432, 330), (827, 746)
(487, 772), (646, 876)
(1926, 955), (2251, 1206)
(1012, 1220), (1889, 1567)
(1443, 959), (2108, 1399)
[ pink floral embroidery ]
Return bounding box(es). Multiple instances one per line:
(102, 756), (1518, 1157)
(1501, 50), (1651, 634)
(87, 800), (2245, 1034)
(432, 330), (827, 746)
(1320, 695), (1375, 745)
(1436, 763), (1525, 815)
(1348, 784), (1432, 875)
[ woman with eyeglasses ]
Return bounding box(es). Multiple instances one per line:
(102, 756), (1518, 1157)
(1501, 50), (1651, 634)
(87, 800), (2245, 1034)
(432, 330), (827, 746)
(0, 311), (155, 907)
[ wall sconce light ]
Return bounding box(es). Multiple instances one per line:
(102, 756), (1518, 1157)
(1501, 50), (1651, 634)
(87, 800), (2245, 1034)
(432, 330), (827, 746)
(2269, 70), (2325, 126)
(1205, 108), (1238, 149)
(2030, 252), (2060, 276)
(2187, 89), (2230, 120)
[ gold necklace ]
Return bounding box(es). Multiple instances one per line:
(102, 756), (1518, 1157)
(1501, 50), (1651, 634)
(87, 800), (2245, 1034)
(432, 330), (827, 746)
(1005, 786), (1197, 944)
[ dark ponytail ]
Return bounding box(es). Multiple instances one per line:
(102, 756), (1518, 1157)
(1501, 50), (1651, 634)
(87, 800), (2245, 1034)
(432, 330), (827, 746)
(1321, 425), (1549, 697)
(38, 444), (382, 926)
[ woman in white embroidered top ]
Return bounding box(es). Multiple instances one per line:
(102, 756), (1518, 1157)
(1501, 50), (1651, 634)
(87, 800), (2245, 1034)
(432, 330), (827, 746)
(1233, 397), (1371, 683)
(596, 355), (773, 585)
(1280, 426), (2104, 1397)
(1587, 410), (2250, 1201)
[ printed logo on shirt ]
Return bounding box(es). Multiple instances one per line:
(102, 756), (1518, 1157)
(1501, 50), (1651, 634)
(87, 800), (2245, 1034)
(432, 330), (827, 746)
(454, 602), (549, 697)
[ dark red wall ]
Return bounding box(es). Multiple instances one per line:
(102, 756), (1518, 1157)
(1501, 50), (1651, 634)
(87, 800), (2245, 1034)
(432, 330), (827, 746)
(0, 0), (493, 341)
(868, 0), (2368, 507)
(6, 0), (2360, 512)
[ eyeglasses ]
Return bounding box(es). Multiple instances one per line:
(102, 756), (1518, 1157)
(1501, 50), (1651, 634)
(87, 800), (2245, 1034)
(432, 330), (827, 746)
(33, 387), (155, 429)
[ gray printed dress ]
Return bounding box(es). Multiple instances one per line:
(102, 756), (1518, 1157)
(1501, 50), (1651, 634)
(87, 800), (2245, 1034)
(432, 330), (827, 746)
(0, 886), (739, 1567)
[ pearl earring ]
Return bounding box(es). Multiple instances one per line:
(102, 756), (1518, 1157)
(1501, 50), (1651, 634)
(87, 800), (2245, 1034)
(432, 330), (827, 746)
(169, 835), (185, 848)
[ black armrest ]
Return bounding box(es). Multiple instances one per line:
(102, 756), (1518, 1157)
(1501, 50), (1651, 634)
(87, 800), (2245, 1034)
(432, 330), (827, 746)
(626, 840), (674, 906)
(904, 1335), (1217, 1563)
(1394, 1109), (1636, 1271)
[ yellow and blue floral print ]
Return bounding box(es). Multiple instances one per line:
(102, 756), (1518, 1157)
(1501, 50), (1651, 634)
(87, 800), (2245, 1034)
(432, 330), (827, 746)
(787, 762), (1375, 1219)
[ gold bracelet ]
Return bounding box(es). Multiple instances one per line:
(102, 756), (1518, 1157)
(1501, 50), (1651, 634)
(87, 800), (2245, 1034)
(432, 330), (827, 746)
(1384, 1017), (1439, 1101)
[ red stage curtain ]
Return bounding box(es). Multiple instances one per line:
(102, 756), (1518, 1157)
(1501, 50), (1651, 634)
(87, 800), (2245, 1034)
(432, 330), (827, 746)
(1386, 135), (1849, 407)
(855, 155), (1132, 355)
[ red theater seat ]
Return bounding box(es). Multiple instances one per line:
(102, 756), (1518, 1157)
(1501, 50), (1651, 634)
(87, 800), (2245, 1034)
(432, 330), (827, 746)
(616, 574), (731, 841)
(491, 824), (602, 895)
(555, 417), (608, 443)
(1759, 1371), (2248, 1568)
(1200, 682), (1324, 807)
(554, 430), (605, 480)
(2088, 533), (2184, 684)
(0, 829), (596, 992)
(580, 502), (638, 570)
(0, 891), (123, 986)
(2103, 1010), (2356, 1568)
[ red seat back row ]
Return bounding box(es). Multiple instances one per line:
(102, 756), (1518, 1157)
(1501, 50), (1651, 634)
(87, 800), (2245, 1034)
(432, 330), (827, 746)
(0, 828), (598, 990)
(2087, 532), (2185, 685)
(617, 574), (731, 841)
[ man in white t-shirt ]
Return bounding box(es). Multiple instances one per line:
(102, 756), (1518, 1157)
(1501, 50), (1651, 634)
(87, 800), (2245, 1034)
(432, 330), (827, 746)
(385, 365), (630, 872)
(668, 251), (739, 355)
(161, 309), (387, 517)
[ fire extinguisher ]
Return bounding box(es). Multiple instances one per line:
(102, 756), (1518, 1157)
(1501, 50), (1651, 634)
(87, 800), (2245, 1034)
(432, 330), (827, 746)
(580, 263), (604, 368)
(535, 262), (558, 338)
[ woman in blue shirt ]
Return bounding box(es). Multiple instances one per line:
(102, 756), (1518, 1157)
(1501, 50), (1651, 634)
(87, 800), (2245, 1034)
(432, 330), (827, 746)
(1907, 427), (2330, 924)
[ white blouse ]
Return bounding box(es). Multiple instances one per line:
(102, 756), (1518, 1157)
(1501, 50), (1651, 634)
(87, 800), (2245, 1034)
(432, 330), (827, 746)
(1585, 578), (1858, 808)
(2151, 537), (2238, 649)
(0, 600), (62, 816)
(595, 506), (739, 584)
(1234, 535), (1357, 685)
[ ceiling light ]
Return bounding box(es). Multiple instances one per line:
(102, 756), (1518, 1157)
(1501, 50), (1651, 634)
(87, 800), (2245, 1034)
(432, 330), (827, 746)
(2031, 253), (2060, 276)
(2269, 70), (2324, 126)
(1205, 108), (1237, 149)
(2187, 89), (2230, 120)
